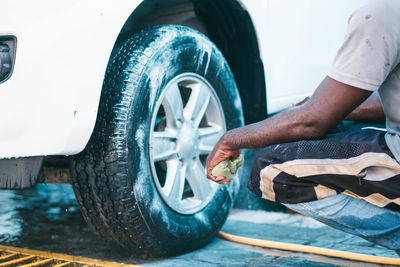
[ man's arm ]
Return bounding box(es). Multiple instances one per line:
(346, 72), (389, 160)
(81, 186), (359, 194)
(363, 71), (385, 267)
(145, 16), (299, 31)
(345, 91), (385, 122)
(293, 92), (384, 122)
(206, 76), (372, 183)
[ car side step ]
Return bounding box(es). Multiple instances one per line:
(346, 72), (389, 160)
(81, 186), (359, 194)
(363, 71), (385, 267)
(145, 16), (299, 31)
(0, 245), (139, 267)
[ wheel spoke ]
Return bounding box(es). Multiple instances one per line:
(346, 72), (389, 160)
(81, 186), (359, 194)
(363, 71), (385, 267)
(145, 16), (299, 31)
(162, 83), (184, 129)
(198, 125), (224, 154)
(186, 158), (213, 201)
(184, 83), (210, 128)
(163, 160), (187, 201)
(151, 131), (178, 162)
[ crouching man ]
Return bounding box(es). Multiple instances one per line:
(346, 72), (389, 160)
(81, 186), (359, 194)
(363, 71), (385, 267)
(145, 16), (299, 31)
(207, 0), (400, 253)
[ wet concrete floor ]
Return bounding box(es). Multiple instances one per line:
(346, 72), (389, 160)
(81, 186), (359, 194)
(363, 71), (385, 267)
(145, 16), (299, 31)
(0, 184), (398, 266)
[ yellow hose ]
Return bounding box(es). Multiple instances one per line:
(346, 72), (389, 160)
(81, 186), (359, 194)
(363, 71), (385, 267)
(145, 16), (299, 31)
(218, 231), (400, 265)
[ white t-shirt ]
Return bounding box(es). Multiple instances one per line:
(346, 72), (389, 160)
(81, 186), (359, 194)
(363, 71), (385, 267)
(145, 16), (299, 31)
(328, 0), (400, 161)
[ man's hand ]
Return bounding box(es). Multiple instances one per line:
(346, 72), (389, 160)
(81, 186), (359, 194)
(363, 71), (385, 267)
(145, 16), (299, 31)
(206, 136), (240, 184)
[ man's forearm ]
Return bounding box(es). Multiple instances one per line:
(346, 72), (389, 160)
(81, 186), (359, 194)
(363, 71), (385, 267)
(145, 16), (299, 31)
(220, 106), (323, 150)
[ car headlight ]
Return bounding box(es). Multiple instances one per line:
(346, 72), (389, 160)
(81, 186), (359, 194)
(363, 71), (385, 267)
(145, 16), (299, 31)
(0, 36), (16, 83)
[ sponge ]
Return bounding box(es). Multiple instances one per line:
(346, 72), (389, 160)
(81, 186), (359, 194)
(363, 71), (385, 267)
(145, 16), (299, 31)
(211, 154), (244, 182)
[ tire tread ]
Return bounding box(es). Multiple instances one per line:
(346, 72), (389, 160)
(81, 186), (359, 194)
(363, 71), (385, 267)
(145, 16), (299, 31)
(70, 27), (168, 254)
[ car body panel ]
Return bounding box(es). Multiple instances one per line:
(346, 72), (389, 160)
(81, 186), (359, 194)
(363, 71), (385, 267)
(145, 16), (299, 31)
(243, 0), (368, 113)
(0, 0), (141, 158)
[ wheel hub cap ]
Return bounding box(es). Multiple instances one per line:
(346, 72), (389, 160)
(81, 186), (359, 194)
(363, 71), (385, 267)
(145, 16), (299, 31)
(176, 123), (199, 161)
(149, 73), (226, 214)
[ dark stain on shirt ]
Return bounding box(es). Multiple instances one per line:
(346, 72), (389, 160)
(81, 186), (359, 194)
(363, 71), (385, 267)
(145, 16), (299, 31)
(365, 39), (373, 50)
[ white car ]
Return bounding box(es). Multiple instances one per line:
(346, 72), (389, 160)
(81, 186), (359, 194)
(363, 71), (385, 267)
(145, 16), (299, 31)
(0, 0), (367, 255)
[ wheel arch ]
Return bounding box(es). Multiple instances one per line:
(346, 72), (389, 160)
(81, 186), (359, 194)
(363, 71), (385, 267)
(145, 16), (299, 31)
(113, 0), (267, 124)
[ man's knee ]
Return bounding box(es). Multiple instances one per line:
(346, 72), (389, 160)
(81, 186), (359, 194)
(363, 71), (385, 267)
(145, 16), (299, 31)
(253, 142), (300, 168)
(248, 143), (299, 199)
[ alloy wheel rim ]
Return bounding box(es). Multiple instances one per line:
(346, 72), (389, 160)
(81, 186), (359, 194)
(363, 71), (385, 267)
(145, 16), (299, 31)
(149, 73), (226, 214)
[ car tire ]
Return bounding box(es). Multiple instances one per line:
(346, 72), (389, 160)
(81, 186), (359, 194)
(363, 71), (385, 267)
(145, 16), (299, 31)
(70, 25), (244, 256)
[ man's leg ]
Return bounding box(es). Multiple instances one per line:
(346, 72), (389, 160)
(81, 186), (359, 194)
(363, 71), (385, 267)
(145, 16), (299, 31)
(285, 194), (400, 251)
(248, 129), (400, 251)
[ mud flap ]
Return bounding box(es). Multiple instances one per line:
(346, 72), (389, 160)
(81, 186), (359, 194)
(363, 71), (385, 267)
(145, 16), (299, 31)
(0, 157), (43, 189)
